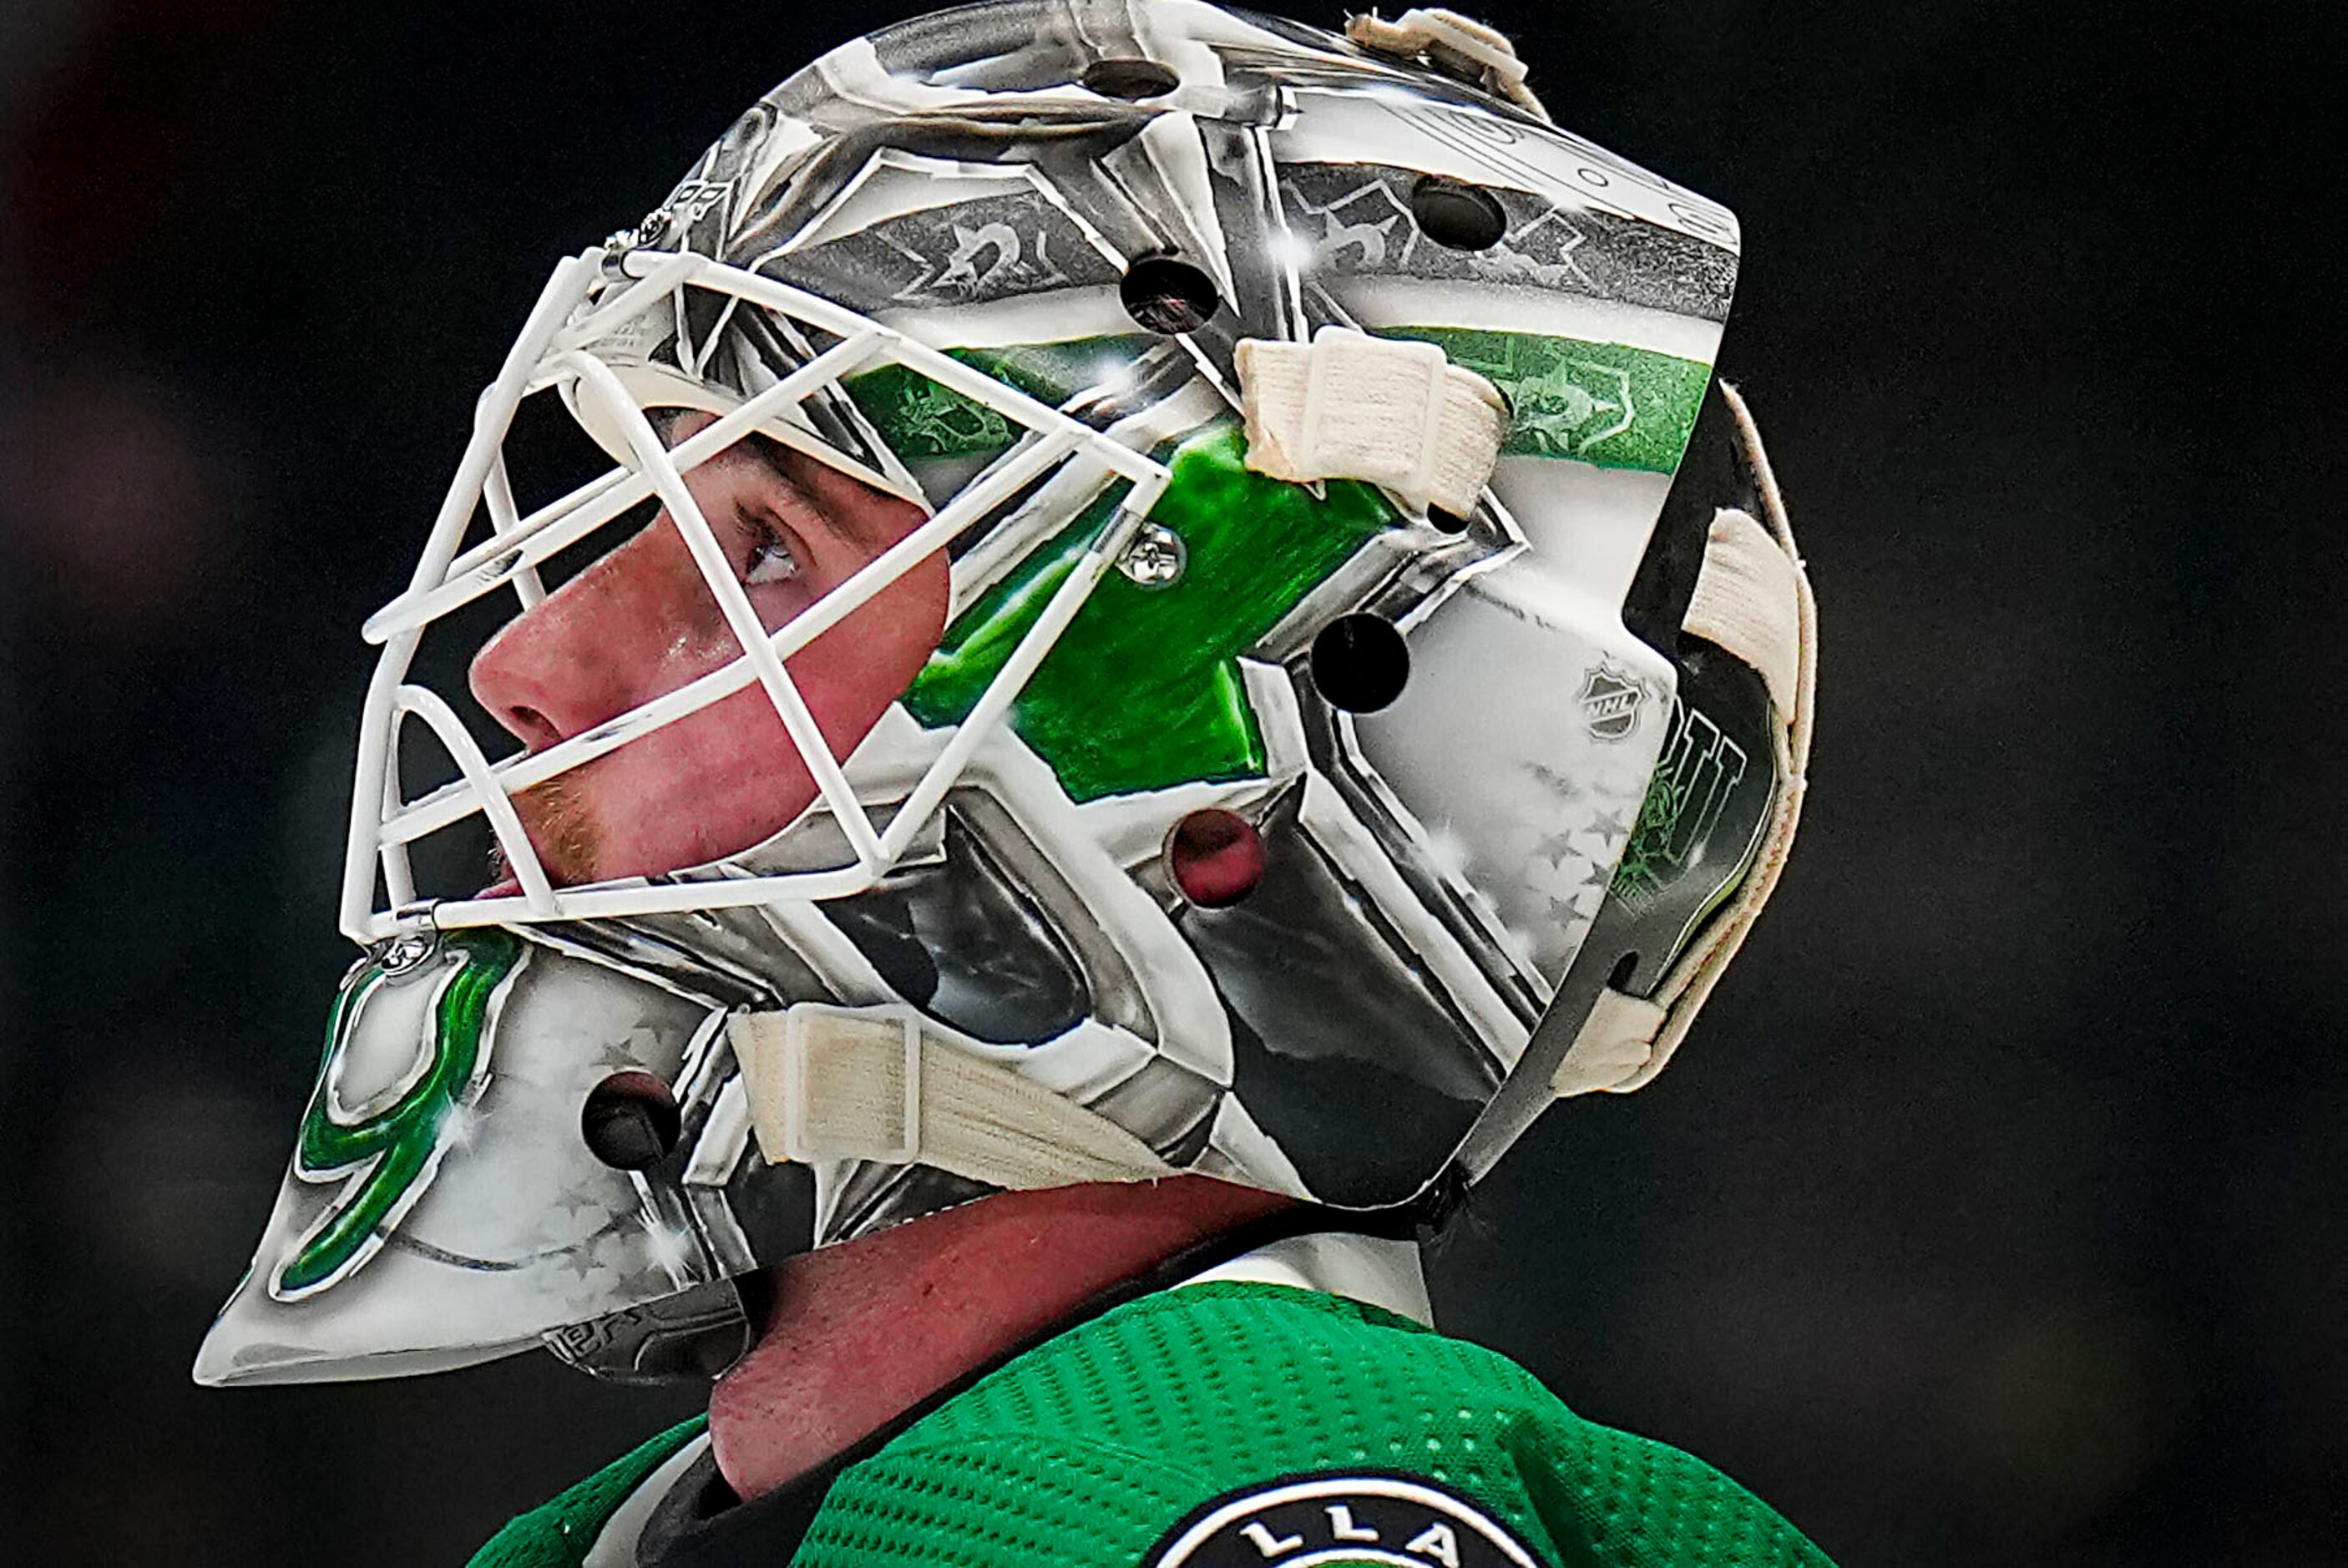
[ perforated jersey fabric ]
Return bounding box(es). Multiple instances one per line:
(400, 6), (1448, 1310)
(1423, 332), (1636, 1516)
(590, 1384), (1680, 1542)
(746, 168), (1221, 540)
(472, 1414), (707, 1567)
(473, 1282), (1837, 1566)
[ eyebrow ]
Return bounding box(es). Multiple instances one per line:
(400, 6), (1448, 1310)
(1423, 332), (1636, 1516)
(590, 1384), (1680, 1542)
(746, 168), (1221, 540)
(650, 407), (901, 554)
(740, 432), (823, 518)
(744, 430), (906, 554)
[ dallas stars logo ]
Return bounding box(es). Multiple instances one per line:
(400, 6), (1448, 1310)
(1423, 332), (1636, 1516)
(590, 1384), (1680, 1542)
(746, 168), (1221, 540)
(877, 214), (1074, 304)
(1512, 355), (1634, 458)
(1146, 1474), (1541, 1568)
(1291, 180), (1412, 269)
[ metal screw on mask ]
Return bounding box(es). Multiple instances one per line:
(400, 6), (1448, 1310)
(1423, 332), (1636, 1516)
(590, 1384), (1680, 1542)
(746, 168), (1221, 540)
(1166, 809), (1267, 908)
(372, 929), (439, 979)
(1118, 522), (1188, 589)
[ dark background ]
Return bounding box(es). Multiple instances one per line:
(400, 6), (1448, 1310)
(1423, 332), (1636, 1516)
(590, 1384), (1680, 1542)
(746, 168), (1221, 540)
(1, 1), (2336, 1562)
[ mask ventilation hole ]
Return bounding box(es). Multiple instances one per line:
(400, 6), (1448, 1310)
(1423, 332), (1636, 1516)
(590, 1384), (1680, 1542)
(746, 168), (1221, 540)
(1310, 614), (1411, 712)
(581, 1070), (682, 1171)
(1428, 505), (1470, 534)
(1410, 175), (1508, 251)
(1121, 257), (1221, 335)
(1167, 809), (1267, 907)
(1081, 58), (1179, 99)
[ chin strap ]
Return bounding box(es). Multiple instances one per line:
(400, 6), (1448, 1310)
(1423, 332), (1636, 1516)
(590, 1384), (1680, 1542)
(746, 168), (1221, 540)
(1551, 382), (1818, 1097)
(1344, 8), (1550, 121)
(726, 1004), (1174, 1190)
(1236, 326), (1509, 518)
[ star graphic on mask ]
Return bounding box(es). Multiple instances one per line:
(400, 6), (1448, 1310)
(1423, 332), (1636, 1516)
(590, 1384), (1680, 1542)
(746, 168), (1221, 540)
(531, 1181), (620, 1251)
(562, 1263), (624, 1311)
(592, 1227), (645, 1274)
(552, 1178), (614, 1222)
(591, 1037), (646, 1074)
(1526, 761), (1591, 805)
(620, 1265), (676, 1301)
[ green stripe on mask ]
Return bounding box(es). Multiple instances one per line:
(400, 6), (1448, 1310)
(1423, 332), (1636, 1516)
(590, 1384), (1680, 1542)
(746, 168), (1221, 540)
(1386, 327), (1708, 473)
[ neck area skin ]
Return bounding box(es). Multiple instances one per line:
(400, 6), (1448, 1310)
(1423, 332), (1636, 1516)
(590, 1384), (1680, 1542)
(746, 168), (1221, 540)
(707, 1176), (1297, 1501)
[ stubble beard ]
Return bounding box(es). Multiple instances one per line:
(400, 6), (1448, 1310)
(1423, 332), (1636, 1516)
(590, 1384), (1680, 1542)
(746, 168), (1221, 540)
(492, 772), (603, 889)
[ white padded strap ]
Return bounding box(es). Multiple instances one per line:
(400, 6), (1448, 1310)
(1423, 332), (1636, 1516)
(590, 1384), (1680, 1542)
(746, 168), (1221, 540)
(1551, 382), (1816, 1097)
(1344, 8), (1550, 119)
(1549, 986), (1668, 1097)
(1617, 382), (1814, 1090)
(1236, 326), (1508, 518)
(727, 1004), (1174, 1191)
(1684, 506), (1803, 721)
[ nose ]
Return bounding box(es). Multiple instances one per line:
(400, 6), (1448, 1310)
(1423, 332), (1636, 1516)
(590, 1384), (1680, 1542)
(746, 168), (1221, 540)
(468, 518), (716, 751)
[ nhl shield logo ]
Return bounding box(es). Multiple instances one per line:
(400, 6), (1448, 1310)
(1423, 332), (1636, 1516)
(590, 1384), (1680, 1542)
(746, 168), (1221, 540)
(1577, 662), (1646, 742)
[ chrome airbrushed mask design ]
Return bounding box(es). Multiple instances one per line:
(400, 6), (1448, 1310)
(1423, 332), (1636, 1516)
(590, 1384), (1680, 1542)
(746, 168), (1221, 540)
(202, 0), (1764, 1385)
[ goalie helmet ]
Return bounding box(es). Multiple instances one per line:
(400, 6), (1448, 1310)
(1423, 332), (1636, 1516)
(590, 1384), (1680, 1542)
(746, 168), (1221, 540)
(198, 1), (1813, 1387)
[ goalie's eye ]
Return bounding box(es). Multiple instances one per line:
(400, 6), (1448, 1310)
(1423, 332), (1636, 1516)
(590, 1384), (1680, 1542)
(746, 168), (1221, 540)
(743, 518), (802, 585)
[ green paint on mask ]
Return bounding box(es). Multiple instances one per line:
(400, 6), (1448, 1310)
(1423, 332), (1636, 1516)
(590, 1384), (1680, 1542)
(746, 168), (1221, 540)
(851, 328), (1705, 471)
(1384, 328), (1708, 473)
(844, 336), (1156, 459)
(1612, 701), (1750, 912)
(903, 422), (1395, 801)
(864, 325), (1700, 802)
(275, 928), (524, 1299)
(848, 363), (1020, 458)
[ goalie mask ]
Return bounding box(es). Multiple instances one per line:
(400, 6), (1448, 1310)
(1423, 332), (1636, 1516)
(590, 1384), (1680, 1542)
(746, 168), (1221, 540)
(198, 1), (1813, 1388)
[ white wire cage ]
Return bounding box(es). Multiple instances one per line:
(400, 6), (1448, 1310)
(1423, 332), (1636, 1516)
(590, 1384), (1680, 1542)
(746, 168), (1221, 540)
(344, 245), (1173, 944)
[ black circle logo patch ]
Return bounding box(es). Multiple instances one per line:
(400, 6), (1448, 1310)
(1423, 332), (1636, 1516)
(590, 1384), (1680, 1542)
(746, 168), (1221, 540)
(1143, 1473), (1542, 1567)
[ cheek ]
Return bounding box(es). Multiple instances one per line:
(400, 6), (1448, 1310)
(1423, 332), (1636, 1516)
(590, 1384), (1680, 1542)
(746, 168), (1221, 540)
(611, 546), (952, 866)
(792, 547), (951, 751)
(577, 684), (812, 877)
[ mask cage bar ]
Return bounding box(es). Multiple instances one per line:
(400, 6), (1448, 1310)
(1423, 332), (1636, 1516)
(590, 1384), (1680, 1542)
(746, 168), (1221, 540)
(342, 247), (1170, 946)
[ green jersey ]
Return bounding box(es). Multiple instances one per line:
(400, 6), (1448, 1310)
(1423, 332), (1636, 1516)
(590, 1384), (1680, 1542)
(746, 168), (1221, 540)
(474, 1271), (1834, 1567)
